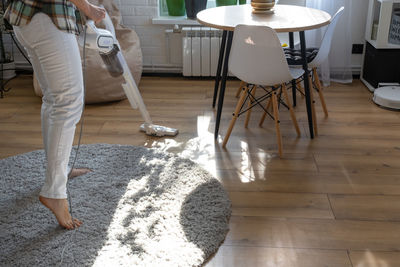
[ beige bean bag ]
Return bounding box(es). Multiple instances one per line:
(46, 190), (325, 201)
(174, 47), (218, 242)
(33, 0), (143, 104)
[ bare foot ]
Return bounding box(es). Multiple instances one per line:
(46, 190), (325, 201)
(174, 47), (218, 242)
(39, 196), (82, 230)
(68, 168), (92, 179)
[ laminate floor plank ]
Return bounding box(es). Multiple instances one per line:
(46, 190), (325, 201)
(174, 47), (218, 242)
(206, 246), (352, 267)
(225, 216), (400, 251)
(230, 192), (334, 219)
(349, 251), (400, 267)
(329, 194), (400, 221)
(314, 153), (400, 175)
(214, 170), (400, 195)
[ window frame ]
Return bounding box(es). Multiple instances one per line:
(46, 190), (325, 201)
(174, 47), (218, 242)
(159, 0), (218, 17)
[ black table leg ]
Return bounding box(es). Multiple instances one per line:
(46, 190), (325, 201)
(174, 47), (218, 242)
(289, 32), (296, 107)
(212, 30), (227, 108)
(299, 31), (314, 139)
(214, 31), (234, 140)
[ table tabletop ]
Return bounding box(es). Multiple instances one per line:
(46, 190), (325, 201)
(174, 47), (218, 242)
(197, 4), (331, 32)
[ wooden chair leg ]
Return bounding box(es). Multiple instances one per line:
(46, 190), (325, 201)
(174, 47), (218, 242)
(313, 68), (328, 117)
(281, 83), (301, 137)
(244, 85), (257, 128)
(296, 78), (305, 98)
(308, 74), (318, 136)
(235, 81), (246, 98)
(259, 97), (272, 127)
(272, 90), (283, 157)
(222, 85), (249, 148)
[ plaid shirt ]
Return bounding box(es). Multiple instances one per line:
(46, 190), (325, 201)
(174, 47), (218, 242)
(4, 0), (84, 35)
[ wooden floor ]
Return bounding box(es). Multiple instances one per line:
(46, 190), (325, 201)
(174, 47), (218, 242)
(2, 75), (400, 266)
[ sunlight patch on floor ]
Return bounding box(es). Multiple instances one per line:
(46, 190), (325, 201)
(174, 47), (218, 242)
(92, 175), (150, 266)
(146, 115), (217, 177)
(257, 147), (272, 181)
(238, 141), (255, 183)
(353, 250), (389, 267)
(145, 114), (275, 184)
(237, 142), (273, 183)
(91, 165), (202, 266)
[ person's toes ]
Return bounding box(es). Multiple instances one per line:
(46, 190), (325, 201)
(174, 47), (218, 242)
(66, 219), (76, 229)
(62, 222), (70, 230)
(65, 221), (72, 229)
(73, 218), (82, 227)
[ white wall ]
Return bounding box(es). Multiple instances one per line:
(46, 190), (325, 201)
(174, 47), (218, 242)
(7, 0), (369, 73)
(350, 0), (369, 71)
(115, 0), (169, 68)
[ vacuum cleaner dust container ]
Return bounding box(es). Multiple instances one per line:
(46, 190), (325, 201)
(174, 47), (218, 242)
(100, 45), (124, 77)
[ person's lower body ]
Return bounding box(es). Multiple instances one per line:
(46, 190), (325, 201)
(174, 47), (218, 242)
(13, 13), (87, 229)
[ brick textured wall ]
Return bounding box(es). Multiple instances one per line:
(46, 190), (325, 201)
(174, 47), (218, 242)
(116, 0), (171, 67)
(4, 0), (172, 70)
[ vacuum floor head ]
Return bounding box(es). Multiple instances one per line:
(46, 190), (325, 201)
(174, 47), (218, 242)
(140, 123), (179, 137)
(373, 86), (400, 110)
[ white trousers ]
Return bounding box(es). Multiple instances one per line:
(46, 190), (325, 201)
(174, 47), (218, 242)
(13, 13), (84, 199)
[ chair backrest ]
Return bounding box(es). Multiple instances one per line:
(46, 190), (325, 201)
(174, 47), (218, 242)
(229, 25), (294, 86)
(309, 6), (345, 68)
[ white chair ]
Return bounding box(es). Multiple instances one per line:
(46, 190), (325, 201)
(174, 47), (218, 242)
(287, 7), (345, 120)
(234, 0), (307, 98)
(223, 25), (304, 157)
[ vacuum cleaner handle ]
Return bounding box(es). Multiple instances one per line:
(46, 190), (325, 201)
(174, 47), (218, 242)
(102, 8), (116, 37)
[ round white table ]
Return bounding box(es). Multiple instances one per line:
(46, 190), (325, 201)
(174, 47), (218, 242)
(197, 4), (331, 139)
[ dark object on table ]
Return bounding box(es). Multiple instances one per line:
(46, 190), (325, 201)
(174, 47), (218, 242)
(185, 0), (207, 19)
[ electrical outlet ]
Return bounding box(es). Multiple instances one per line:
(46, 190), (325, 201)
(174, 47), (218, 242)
(352, 44), (364, 54)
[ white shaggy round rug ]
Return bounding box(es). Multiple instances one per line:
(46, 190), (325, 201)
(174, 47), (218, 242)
(0, 144), (231, 266)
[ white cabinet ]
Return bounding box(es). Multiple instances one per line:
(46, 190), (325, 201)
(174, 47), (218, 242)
(361, 0), (400, 92)
(365, 0), (400, 49)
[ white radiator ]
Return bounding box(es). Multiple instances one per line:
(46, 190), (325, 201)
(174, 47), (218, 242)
(182, 27), (222, 77)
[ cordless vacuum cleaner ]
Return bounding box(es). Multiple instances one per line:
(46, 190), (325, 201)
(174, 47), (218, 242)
(78, 12), (178, 137)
